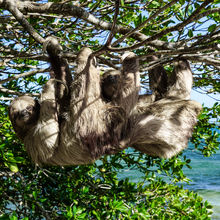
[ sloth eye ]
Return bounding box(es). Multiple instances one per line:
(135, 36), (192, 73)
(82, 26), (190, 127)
(26, 106), (33, 111)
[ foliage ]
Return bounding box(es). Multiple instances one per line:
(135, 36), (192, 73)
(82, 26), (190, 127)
(0, 0), (219, 219)
(0, 132), (214, 219)
(192, 102), (220, 157)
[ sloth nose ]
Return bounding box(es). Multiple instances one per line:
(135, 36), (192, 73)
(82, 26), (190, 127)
(20, 109), (28, 117)
(108, 75), (117, 83)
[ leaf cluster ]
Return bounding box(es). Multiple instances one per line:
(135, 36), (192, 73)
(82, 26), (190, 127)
(0, 0), (219, 218)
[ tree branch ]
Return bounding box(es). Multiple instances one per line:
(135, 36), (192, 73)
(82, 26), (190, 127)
(105, 0), (120, 46)
(108, 0), (217, 52)
(0, 68), (49, 85)
(140, 43), (220, 57)
(0, 85), (40, 97)
(112, 0), (179, 46)
(4, 0), (44, 44)
(0, 0), (178, 50)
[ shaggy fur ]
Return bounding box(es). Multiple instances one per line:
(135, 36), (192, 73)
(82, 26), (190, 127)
(129, 99), (202, 158)
(45, 37), (73, 121)
(166, 59), (193, 100)
(9, 46), (128, 165)
(102, 69), (120, 102)
(148, 55), (168, 101)
(9, 38), (202, 165)
(102, 57), (202, 158)
(102, 52), (140, 116)
(9, 80), (59, 164)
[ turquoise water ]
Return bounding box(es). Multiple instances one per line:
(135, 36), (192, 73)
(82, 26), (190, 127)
(118, 147), (220, 218)
(182, 149), (220, 219)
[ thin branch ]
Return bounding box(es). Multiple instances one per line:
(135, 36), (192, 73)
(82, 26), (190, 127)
(105, 0), (120, 46)
(0, 97), (14, 101)
(4, 0), (44, 44)
(112, 0), (179, 46)
(0, 85), (40, 97)
(0, 68), (49, 85)
(97, 56), (118, 69)
(108, 0), (217, 52)
(141, 52), (220, 72)
(0, 0), (178, 50)
(140, 43), (219, 57)
(191, 29), (220, 47)
(141, 56), (173, 71)
(182, 54), (220, 69)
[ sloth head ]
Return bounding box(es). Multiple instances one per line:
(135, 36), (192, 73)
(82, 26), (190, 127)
(101, 70), (121, 102)
(9, 96), (40, 139)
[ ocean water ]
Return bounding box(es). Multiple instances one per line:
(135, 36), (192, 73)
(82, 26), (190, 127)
(119, 147), (220, 219)
(182, 149), (220, 219)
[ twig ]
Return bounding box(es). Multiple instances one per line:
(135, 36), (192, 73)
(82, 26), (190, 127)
(182, 54), (220, 69)
(112, 0), (179, 46)
(0, 68), (49, 85)
(0, 97), (14, 101)
(105, 0), (120, 46)
(140, 43), (219, 57)
(0, 85), (40, 97)
(108, 0), (217, 52)
(5, 0), (44, 44)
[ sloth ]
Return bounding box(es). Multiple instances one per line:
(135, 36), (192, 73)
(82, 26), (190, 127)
(101, 56), (202, 158)
(9, 37), (202, 166)
(9, 39), (139, 165)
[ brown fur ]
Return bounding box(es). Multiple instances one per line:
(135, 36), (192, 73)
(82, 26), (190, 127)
(129, 99), (202, 158)
(9, 47), (127, 165)
(148, 55), (168, 101)
(102, 57), (202, 158)
(124, 59), (201, 158)
(9, 80), (60, 164)
(9, 96), (40, 140)
(166, 59), (193, 100)
(9, 40), (201, 165)
(102, 69), (121, 102)
(45, 37), (73, 121)
(102, 52), (140, 117)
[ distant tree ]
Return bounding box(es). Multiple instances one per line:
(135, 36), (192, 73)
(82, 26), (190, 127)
(0, 0), (219, 218)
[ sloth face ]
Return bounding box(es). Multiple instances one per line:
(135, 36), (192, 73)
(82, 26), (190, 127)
(9, 96), (39, 128)
(101, 70), (120, 101)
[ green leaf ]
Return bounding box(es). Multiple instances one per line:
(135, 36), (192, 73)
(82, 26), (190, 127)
(32, 191), (37, 200)
(208, 24), (216, 32)
(9, 164), (18, 173)
(0, 214), (10, 220)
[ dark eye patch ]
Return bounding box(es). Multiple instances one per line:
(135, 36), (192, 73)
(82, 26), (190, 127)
(26, 106), (33, 111)
(13, 111), (19, 119)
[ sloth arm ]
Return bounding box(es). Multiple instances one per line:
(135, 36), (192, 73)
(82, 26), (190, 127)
(24, 79), (59, 165)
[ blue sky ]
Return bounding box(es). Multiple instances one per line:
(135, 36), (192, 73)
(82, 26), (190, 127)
(191, 89), (219, 107)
